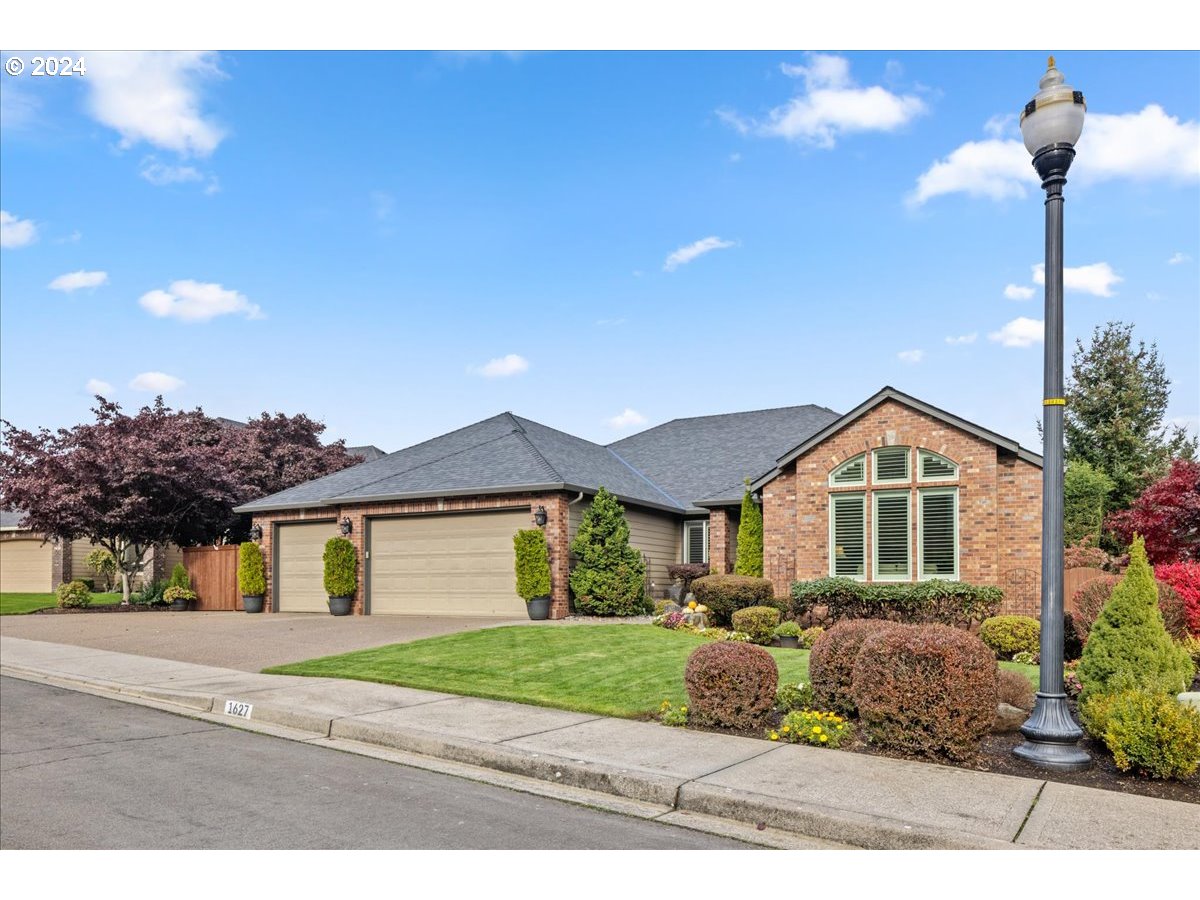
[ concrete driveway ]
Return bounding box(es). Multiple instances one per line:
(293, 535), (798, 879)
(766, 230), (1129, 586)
(0, 611), (526, 672)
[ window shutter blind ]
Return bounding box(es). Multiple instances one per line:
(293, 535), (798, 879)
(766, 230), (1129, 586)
(685, 522), (707, 564)
(831, 494), (865, 577)
(919, 450), (958, 481)
(920, 490), (957, 578)
(830, 454), (866, 486)
(874, 447), (910, 482)
(874, 492), (910, 578)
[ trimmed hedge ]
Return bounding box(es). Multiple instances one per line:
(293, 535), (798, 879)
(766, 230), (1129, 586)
(691, 574), (775, 627)
(1098, 690), (1200, 779)
(731, 605), (780, 645)
(790, 577), (1001, 627)
(513, 529), (552, 601)
(322, 537), (357, 598)
(237, 542), (267, 596)
(808, 619), (903, 715)
(851, 624), (999, 762)
(684, 641), (779, 730)
(56, 580), (92, 609)
(979, 615), (1040, 660)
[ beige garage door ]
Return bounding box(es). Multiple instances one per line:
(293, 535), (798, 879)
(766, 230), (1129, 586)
(275, 521), (339, 612)
(368, 511), (528, 616)
(1, 539), (54, 593)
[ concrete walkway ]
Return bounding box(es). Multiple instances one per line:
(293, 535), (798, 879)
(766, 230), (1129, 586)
(2, 636), (1195, 850)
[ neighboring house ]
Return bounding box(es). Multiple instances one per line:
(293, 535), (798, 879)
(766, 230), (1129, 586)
(236, 386), (1043, 619)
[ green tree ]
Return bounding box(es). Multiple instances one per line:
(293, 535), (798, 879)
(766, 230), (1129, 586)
(1062, 322), (1197, 511)
(734, 487), (763, 577)
(1064, 460), (1116, 546)
(568, 487), (647, 616)
(84, 547), (118, 592)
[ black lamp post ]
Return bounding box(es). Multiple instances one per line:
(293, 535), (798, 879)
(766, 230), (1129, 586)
(1013, 57), (1091, 772)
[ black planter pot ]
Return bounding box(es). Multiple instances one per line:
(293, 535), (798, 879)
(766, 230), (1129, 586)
(526, 595), (551, 620)
(169, 598), (190, 611)
(777, 635), (800, 649)
(243, 595), (264, 614)
(328, 596), (352, 616)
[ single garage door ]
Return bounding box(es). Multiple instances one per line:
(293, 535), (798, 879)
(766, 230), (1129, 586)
(275, 521), (339, 612)
(368, 510), (528, 616)
(0, 539), (54, 593)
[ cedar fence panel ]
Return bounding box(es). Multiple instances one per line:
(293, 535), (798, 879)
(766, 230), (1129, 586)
(1063, 566), (1107, 616)
(183, 545), (242, 611)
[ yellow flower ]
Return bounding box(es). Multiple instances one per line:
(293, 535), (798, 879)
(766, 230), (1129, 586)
(769, 732), (780, 741)
(680, 706), (687, 713)
(812, 726), (822, 734)
(837, 724), (844, 730)
(820, 734), (828, 743)
(782, 725), (790, 733)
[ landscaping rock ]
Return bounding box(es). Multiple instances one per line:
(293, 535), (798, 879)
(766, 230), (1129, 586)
(991, 702), (1028, 733)
(660, 602), (683, 616)
(667, 584), (683, 602)
(1178, 692), (1200, 712)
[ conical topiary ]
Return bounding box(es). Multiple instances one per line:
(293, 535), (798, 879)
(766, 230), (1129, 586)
(568, 487), (648, 616)
(1078, 535), (1194, 714)
(734, 485), (763, 577)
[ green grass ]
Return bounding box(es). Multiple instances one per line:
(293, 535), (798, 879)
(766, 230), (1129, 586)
(0, 592), (123, 616)
(265, 623), (1042, 719)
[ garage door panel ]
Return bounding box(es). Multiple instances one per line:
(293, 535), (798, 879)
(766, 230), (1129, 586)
(369, 511), (527, 616)
(276, 522), (338, 612)
(0, 539), (54, 593)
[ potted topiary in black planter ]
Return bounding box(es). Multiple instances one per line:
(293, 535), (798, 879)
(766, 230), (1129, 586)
(514, 528), (552, 620)
(323, 536), (356, 616)
(774, 621), (802, 649)
(238, 541), (267, 613)
(164, 586), (196, 611)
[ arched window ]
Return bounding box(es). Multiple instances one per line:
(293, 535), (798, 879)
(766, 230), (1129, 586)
(917, 450), (959, 482)
(829, 453), (866, 487)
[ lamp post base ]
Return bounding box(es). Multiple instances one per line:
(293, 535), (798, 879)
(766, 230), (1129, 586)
(1013, 692), (1092, 771)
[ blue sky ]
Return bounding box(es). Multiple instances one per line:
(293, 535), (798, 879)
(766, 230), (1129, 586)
(2, 50), (1197, 455)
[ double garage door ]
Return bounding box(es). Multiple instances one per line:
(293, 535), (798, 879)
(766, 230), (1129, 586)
(0, 539), (53, 593)
(274, 510), (527, 616)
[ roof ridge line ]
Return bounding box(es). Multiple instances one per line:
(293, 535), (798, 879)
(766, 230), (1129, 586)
(508, 417), (566, 484)
(332, 429), (527, 497)
(605, 447), (685, 509)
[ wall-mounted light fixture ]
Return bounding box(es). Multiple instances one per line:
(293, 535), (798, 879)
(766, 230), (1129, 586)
(534, 505), (548, 527)
(340, 517), (353, 536)
(248, 523), (263, 542)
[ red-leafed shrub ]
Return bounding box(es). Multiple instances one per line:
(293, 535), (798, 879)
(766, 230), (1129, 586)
(684, 641), (779, 731)
(1064, 536), (1111, 570)
(667, 563), (710, 597)
(851, 624), (999, 762)
(997, 668), (1035, 711)
(1106, 459), (1200, 565)
(1155, 561), (1200, 637)
(1073, 574), (1190, 644)
(809, 619), (904, 715)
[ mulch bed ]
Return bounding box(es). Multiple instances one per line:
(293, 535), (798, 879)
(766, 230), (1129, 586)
(33, 605), (173, 615)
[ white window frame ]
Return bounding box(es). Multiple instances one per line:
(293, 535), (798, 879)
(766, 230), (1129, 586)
(828, 492), (867, 580)
(682, 520), (709, 564)
(918, 487), (959, 580)
(872, 446), (911, 484)
(828, 453), (867, 487)
(917, 449), (959, 483)
(872, 490), (912, 581)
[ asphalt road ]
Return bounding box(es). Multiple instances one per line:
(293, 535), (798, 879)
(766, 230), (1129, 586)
(0, 677), (749, 850)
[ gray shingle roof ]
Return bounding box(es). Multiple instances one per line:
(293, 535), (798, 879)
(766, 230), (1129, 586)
(234, 413), (685, 514)
(346, 445), (387, 463)
(608, 405), (842, 511)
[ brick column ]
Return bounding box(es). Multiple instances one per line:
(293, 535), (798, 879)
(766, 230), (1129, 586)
(538, 494), (571, 619)
(51, 536), (70, 588)
(343, 507), (367, 615)
(708, 508), (731, 574)
(762, 468), (797, 598)
(255, 517), (274, 612)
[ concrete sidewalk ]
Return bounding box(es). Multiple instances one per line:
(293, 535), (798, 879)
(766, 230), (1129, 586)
(2, 636), (1194, 850)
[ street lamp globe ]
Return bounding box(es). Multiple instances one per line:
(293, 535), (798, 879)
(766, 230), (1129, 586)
(1020, 57), (1086, 156)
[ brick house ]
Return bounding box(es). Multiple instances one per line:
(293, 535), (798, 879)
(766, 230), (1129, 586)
(235, 387), (1042, 619)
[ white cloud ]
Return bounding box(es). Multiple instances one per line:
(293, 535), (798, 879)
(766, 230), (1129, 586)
(728, 152), (742, 163)
(1004, 284), (1035, 301)
(129, 371), (184, 392)
(1032, 262), (1122, 297)
(988, 317), (1044, 348)
(1168, 252), (1191, 265)
(984, 113), (1017, 139)
(468, 354), (529, 378)
(86, 378), (114, 395)
(0, 76), (40, 130)
(139, 156), (201, 184)
(139, 280), (263, 322)
(910, 104), (1199, 206)
(1, 210), (38, 248)
(85, 51), (226, 156)
(897, 349), (924, 364)
(607, 408), (647, 429)
(663, 236), (736, 272)
(370, 191), (395, 220)
(944, 333), (977, 345)
(722, 54), (926, 149)
(49, 270), (109, 292)
(595, 317), (627, 327)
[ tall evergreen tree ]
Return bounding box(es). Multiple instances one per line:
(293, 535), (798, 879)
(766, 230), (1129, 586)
(1064, 460), (1116, 546)
(568, 487), (648, 616)
(734, 486), (763, 577)
(1062, 322), (1197, 511)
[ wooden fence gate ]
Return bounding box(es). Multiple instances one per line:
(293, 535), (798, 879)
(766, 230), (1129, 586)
(183, 545), (242, 611)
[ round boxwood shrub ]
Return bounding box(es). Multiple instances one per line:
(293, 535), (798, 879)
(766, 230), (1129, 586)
(801, 626), (825, 649)
(809, 619), (903, 715)
(684, 641), (779, 731)
(979, 615), (1040, 660)
(691, 574), (775, 627)
(323, 537), (357, 598)
(237, 541), (267, 596)
(1073, 574), (1190, 644)
(1097, 690), (1200, 779)
(997, 668), (1035, 711)
(56, 580), (92, 609)
(851, 624), (999, 762)
(731, 605), (780, 645)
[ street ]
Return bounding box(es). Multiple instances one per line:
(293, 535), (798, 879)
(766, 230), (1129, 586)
(0, 677), (749, 850)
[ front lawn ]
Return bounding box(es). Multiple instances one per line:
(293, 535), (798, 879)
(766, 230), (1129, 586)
(265, 624), (1040, 719)
(0, 592), (123, 616)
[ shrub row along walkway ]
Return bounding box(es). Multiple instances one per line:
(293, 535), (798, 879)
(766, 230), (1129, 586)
(2, 636), (1194, 850)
